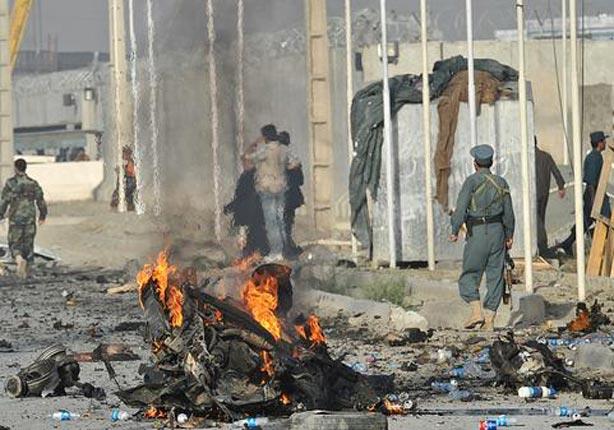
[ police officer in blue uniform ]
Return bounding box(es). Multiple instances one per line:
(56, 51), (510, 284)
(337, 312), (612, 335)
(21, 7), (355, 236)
(449, 145), (515, 330)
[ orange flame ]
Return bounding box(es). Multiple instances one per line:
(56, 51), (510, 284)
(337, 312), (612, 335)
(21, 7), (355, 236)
(233, 252), (262, 272)
(143, 406), (167, 419)
(382, 399), (405, 415)
(242, 273), (282, 340)
(295, 314), (326, 346)
(136, 250), (184, 328)
(167, 286), (184, 328)
(260, 351), (274, 379)
(280, 393), (291, 405)
(306, 315), (326, 345)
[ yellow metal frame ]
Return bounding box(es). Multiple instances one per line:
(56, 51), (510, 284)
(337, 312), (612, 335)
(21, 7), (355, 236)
(9, 0), (33, 69)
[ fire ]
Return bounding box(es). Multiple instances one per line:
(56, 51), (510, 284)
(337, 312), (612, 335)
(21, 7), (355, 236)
(242, 272), (282, 340)
(260, 351), (274, 379)
(233, 252), (262, 272)
(143, 406), (167, 419)
(382, 398), (405, 415)
(306, 315), (326, 345)
(136, 250), (184, 329)
(167, 286), (184, 328)
(295, 314), (326, 346)
(280, 393), (291, 405)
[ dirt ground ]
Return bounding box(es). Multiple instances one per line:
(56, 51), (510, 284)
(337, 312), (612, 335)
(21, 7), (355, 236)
(0, 201), (613, 429)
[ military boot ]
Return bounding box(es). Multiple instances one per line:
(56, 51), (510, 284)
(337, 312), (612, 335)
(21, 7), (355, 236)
(15, 255), (27, 279)
(483, 310), (497, 331)
(463, 301), (484, 329)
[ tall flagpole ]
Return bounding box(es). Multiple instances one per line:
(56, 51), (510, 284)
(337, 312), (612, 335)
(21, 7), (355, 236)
(516, 0), (533, 292)
(569, 0), (585, 301)
(421, 0), (435, 271)
(465, 0), (477, 147)
(345, 0), (358, 262)
(379, 0), (397, 268)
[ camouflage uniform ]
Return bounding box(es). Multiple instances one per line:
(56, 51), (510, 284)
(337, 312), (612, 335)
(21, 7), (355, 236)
(0, 174), (47, 262)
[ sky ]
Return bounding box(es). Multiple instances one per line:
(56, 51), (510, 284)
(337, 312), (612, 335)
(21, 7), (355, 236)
(14, 0), (614, 53)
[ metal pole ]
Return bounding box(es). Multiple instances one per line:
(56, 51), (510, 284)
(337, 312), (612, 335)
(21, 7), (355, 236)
(569, 0), (585, 301)
(110, 0), (126, 212)
(236, 0), (245, 172)
(465, 0), (477, 147)
(345, 0), (358, 262)
(516, 0), (533, 293)
(146, 0), (161, 216)
(562, 0), (569, 165)
(128, 0), (145, 215)
(420, 0), (435, 271)
(0, 0), (14, 186)
(379, 0), (397, 268)
(206, 0), (222, 242)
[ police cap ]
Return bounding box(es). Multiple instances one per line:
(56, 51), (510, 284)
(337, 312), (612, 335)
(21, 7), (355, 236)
(470, 144), (494, 163)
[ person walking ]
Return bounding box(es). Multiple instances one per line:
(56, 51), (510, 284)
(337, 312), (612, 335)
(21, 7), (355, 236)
(534, 137), (566, 257)
(558, 131), (611, 256)
(245, 124), (299, 261)
(449, 145), (515, 330)
(0, 159), (48, 278)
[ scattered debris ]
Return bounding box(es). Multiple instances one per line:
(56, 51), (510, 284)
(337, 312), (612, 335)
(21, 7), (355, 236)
(4, 344), (105, 400)
(72, 343), (139, 362)
(0, 339), (14, 353)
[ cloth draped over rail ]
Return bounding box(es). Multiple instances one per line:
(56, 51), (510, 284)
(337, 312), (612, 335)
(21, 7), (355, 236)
(349, 55), (518, 249)
(434, 70), (502, 209)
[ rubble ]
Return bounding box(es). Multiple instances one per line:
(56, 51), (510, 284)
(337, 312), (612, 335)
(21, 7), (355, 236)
(116, 252), (382, 421)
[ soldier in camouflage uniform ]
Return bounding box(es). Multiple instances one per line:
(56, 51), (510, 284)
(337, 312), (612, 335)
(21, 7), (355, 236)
(449, 145), (515, 331)
(0, 159), (47, 278)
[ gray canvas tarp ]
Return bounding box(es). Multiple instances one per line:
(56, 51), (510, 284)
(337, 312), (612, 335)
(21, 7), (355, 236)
(349, 55), (518, 248)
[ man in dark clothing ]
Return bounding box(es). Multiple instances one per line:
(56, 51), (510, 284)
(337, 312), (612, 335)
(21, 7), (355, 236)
(278, 131), (304, 257)
(534, 137), (566, 257)
(558, 131), (611, 256)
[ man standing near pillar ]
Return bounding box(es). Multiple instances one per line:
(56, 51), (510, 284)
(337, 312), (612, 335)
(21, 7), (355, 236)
(534, 137), (566, 257)
(449, 145), (515, 330)
(558, 131), (611, 256)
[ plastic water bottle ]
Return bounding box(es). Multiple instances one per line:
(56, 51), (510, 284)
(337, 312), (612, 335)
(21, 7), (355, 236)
(550, 406), (577, 417)
(450, 362), (495, 379)
(479, 420), (497, 430)
(110, 409), (130, 422)
(448, 389), (473, 401)
(231, 417), (270, 429)
(493, 415), (517, 426)
(51, 410), (80, 421)
(518, 386), (557, 398)
(475, 348), (491, 364)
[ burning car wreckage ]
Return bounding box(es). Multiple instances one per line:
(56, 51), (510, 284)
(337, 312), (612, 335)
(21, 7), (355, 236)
(114, 252), (387, 421)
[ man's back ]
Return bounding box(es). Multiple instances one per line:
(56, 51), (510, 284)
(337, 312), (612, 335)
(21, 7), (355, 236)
(0, 174), (47, 225)
(249, 141), (297, 194)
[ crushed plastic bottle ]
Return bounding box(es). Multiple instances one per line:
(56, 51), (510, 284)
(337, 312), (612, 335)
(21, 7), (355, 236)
(492, 415), (517, 426)
(518, 386), (557, 399)
(51, 410), (80, 421)
(475, 348), (491, 364)
(230, 417), (270, 429)
(479, 419), (497, 430)
(110, 409), (130, 422)
(448, 389), (473, 401)
(351, 362), (367, 373)
(449, 362), (495, 379)
(550, 406), (577, 417)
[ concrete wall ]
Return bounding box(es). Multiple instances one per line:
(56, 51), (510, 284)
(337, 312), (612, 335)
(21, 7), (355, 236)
(27, 160), (104, 202)
(362, 39), (614, 163)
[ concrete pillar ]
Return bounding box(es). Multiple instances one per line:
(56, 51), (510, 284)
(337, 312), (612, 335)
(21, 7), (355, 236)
(81, 88), (98, 159)
(0, 0), (14, 186)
